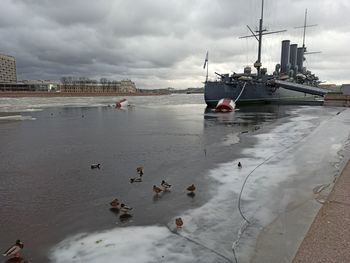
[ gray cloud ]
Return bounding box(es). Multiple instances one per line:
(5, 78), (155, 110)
(0, 0), (349, 88)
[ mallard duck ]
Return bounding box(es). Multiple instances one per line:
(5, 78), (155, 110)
(161, 180), (171, 190)
(110, 198), (120, 209)
(186, 184), (196, 193)
(153, 185), (163, 195)
(175, 218), (183, 228)
(136, 167), (144, 176)
(3, 240), (23, 258)
(120, 203), (133, 214)
(91, 163), (101, 169)
(238, 162), (242, 168)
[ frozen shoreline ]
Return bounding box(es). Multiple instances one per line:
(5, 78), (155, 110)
(48, 107), (350, 263)
(248, 108), (350, 262)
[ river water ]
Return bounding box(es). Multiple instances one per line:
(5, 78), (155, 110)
(0, 94), (349, 263)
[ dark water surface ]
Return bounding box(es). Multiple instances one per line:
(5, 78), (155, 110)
(0, 95), (293, 262)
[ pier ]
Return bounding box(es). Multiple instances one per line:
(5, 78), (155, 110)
(293, 159), (350, 262)
(323, 93), (350, 107)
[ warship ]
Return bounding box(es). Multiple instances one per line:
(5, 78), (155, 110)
(204, 0), (329, 107)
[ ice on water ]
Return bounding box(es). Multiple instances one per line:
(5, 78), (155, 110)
(50, 107), (350, 263)
(0, 94), (205, 113)
(50, 226), (230, 263)
(221, 133), (240, 146)
(0, 115), (36, 121)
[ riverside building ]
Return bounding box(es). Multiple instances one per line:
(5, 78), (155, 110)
(60, 79), (137, 93)
(0, 54), (17, 83)
(0, 53), (137, 93)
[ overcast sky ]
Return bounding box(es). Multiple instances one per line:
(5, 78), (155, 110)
(0, 0), (349, 89)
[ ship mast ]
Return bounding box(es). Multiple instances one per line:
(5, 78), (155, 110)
(256, 0), (264, 75)
(295, 9), (319, 54)
(239, 0), (286, 76)
(302, 9), (308, 49)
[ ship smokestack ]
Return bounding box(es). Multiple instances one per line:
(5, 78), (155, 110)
(280, 40), (291, 74)
(297, 47), (304, 73)
(290, 44), (298, 71)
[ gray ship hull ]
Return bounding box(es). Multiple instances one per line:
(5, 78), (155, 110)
(204, 81), (319, 107)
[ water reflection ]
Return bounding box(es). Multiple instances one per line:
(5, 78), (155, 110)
(204, 105), (289, 127)
(5, 257), (29, 263)
(109, 208), (120, 214)
(187, 192), (196, 198)
(119, 214), (133, 223)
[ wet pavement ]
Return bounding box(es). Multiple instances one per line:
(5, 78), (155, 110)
(293, 158), (350, 263)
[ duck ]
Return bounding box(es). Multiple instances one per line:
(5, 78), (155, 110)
(110, 198), (120, 209)
(136, 167), (144, 176)
(186, 184), (196, 193)
(238, 162), (242, 168)
(91, 163), (101, 169)
(120, 203), (133, 214)
(175, 218), (183, 228)
(153, 185), (163, 195)
(161, 180), (171, 190)
(3, 240), (24, 258)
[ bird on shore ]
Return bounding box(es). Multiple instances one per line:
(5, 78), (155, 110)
(91, 163), (101, 169)
(120, 203), (133, 214)
(153, 185), (163, 195)
(238, 162), (242, 168)
(186, 184), (196, 194)
(161, 180), (171, 190)
(175, 218), (183, 228)
(110, 198), (120, 209)
(3, 240), (24, 258)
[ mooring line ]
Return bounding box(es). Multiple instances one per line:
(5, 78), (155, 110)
(166, 226), (234, 263)
(235, 109), (342, 263)
(238, 135), (307, 224)
(232, 247), (238, 263)
(237, 110), (340, 224)
(234, 82), (247, 103)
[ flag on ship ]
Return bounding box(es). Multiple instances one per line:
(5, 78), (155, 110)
(203, 51), (208, 69)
